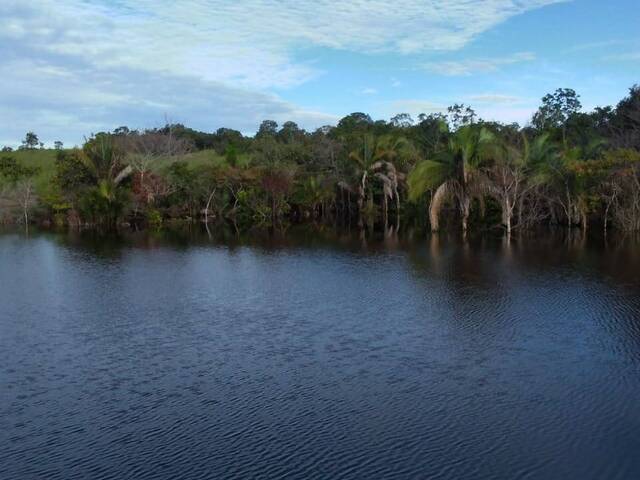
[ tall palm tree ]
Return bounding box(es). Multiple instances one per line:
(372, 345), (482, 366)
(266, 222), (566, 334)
(348, 134), (410, 227)
(408, 125), (495, 232)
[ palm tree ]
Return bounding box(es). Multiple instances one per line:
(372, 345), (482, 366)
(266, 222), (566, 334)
(529, 135), (604, 230)
(484, 132), (556, 235)
(348, 134), (411, 228)
(82, 135), (132, 184)
(408, 124), (495, 232)
(80, 135), (133, 226)
(298, 175), (334, 219)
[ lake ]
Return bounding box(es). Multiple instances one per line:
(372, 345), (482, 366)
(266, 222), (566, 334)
(1, 228), (640, 479)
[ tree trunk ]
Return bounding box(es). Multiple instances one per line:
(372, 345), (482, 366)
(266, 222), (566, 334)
(429, 182), (450, 232)
(271, 195), (276, 225)
(565, 185), (574, 226)
(395, 187), (401, 230)
(604, 198), (613, 235)
(23, 203), (29, 232)
(517, 196), (524, 227)
(460, 194), (471, 233)
(502, 198), (512, 236)
(204, 188), (216, 224)
(357, 172), (367, 228)
(382, 194), (388, 230)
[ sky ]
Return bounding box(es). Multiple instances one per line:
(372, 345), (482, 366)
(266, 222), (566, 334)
(1, 0), (639, 147)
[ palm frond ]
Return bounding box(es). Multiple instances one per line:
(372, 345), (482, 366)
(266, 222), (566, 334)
(408, 159), (450, 201)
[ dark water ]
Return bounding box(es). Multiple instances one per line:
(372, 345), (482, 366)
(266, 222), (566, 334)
(1, 228), (640, 480)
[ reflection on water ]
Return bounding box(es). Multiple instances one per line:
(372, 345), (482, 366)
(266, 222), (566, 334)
(1, 227), (639, 480)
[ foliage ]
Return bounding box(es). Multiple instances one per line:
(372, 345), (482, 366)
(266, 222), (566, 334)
(532, 88), (582, 132)
(6, 84), (640, 234)
(0, 156), (40, 225)
(0, 156), (39, 183)
(20, 132), (40, 150)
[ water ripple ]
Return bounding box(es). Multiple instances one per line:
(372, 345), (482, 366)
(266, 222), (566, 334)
(1, 231), (640, 479)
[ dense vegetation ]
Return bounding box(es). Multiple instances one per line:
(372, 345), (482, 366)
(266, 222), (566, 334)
(2, 86), (640, 235)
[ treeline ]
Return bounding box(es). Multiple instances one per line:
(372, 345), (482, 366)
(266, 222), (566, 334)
(1, 85), (640, 234)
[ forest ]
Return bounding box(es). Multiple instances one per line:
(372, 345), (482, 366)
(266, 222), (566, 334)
(1, 85), (639, 236)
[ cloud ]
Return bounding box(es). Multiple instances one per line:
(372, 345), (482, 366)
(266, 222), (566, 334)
(361, 88), (378, 95)
(0, 0), (568, 144)
(384, 100), (446, 118)
(0, 56), (337, 147)
(474, 106), (535, 125)
(381, 97), (535, 126)
(424, 52), (536, 76)
(1, 1), (566, 89)
(466, 94), (526, 104)
(562, 40), (625, 54)
(603, 52), (640, 62)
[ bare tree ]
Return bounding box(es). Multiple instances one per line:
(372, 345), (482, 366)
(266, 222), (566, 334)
(16, 178), (36, 227)
(0, 178), (36, 229)
(121, 131), (192, 205)
(0, 157), (38, 229)
(611, 163), (640, 231)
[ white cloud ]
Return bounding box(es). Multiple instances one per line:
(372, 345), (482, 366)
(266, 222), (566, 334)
(0, 0), (568, 144)
(1, 1), (566, 89)
(603, 52), (640, 62)
(361, 88), (378, 95)
(562, 40), (625, 54)
(474, 106), (535, 125)
(384, 100), (446, 119)
(466, 94), (526, 104)
(381, 97), (535, 126)
(0, 57), (337, 147)
(424, 52), (536, 76)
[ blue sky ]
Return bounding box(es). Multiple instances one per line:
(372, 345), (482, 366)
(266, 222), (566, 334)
(1, 0), (639, 147)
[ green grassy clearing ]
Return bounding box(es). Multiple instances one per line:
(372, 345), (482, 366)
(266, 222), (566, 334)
(6, 149), (251, 196)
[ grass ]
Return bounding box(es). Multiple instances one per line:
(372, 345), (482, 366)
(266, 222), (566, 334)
(152, 150), (230, 170)
(5, 148), (251, 196)
(6, 149), (57, 195)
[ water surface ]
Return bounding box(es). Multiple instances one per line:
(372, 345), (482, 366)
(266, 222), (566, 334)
(1, 229), (640, 479)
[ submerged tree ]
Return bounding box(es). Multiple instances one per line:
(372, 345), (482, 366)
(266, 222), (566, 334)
(348, 134), (408, 228)
(74, 135), (133, 227)
(0, 156), (39, 226)
(5, 83), (640, 235)
(408, 124), (496, 232)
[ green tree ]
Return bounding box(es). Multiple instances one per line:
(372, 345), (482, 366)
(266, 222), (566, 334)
(408, 125), (496, 232)
(349, 134), (407, 228)
(484, 133), (556, 234)
(20, 132), (40, 150)
(447, 104), (477, 131)
(76, 135), (132, 227)
(610, 85), (640, 150)
(390, 113), (414, 129)
(532, 88), (582, 144)
(256, 120), (278, 139)
(225, 144), (239, 167)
